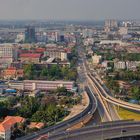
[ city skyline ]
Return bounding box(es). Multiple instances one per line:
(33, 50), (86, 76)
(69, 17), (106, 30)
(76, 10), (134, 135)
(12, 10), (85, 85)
(0, 0), (140, 21)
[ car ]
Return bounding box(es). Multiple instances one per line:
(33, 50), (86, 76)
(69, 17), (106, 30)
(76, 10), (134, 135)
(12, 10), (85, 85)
(121, 129), (127, 133)
(88, 111), (91, 114)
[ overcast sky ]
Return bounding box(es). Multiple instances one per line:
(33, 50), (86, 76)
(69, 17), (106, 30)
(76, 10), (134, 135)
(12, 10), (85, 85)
(0, 0), (139, 20)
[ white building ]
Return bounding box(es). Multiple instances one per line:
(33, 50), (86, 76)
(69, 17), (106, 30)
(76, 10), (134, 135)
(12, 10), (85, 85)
(83, 38), (94, 46)
(61, 52), (67, 61)
(92, 54), (102, 65)
(126, 61), (140, 70)
(119, 27), (128, 35)
(15, 33), (25, 43)
(0, 44), (18, 68)
(100, 40), (123, 45)
(114, 61), (126, 69)
(9, 80), (74, 91)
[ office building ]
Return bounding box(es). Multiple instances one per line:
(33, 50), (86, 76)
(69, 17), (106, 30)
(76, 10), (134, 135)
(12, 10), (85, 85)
(25, 26), (36, 43)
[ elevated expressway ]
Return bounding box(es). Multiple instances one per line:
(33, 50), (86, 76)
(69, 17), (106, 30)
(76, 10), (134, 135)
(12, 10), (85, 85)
(82, 52), (140, 112)
(88, 73), (140, 112)
(48, 120), (140, 140)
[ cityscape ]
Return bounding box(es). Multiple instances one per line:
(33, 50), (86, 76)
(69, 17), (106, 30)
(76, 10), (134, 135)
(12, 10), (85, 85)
(0, 0), (140, 140)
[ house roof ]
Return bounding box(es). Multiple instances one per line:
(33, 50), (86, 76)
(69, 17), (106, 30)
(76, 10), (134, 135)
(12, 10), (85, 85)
(29, 122), (45, 129)
(35, 48), (46, 53)
(20, 53), (41, 58)
(6, 67), (16, 71)
(0, 116), (25, 132)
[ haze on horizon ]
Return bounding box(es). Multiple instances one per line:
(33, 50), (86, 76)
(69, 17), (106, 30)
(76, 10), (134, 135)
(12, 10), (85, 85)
(0, 0), (139, 21)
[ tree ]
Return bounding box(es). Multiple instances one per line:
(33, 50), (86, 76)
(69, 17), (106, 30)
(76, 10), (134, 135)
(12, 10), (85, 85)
(66, 69), (77, 81)
(49, 65), (61, 79)
(131, 86), (140, 100)
(31, 111), (48, 122)
(61, 66), (69, 78)
(24, 63), (35, 80)
(40, 67), (48, 77)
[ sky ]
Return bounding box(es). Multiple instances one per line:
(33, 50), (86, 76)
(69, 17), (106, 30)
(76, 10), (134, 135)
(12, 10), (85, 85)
(0, 0), (139, 20)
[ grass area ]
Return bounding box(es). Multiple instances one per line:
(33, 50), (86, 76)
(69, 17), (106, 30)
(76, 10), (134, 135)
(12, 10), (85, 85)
(117, 107), (140, 121)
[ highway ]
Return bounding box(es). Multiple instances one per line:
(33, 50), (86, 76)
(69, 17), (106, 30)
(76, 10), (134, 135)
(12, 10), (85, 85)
(88, 73), (140, 112)
(48, 120), (140, 140)
(16, 85), (98, 140)
(87, 72), (120, 121)
(77, 45), (119, 121)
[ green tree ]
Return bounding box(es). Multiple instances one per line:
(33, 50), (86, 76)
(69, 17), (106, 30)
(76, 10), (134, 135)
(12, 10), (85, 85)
(31, 111), (48, 122)
(131, 86), (140, 100)
(40, 67), (48, 77)
(24, 63), (35, 80)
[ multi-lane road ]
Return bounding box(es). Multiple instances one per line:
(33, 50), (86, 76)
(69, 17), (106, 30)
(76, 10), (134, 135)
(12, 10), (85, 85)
(77, 45), (120, 121)
(88, 73), (140, 112)
(48, 120), (140, 140)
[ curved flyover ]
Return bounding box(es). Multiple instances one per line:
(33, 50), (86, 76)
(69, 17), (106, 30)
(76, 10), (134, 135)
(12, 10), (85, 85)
(16, 86), (98, 140)
(88, 73), (140, 112)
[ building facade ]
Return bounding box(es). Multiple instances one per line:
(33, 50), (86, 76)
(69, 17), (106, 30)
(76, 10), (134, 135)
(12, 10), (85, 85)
(9, 80), (74, 91)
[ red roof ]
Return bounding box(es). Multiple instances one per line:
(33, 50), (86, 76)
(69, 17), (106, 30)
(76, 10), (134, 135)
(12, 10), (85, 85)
(0, 116), (25, 132)
(35, 48), (46, 53)
(7, 67), (16, 70)
(20, 53), (41, 58)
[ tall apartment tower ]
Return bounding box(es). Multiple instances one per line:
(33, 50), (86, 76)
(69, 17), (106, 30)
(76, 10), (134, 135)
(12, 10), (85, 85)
(105, 19), (118, 28)
(25, 26), (36, 43)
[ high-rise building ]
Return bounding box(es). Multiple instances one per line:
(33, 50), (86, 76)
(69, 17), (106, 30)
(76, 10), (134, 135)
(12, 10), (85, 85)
(105, 19), (118, 28)
(25, 26), (36, 43)
(60, 35), (65, 42)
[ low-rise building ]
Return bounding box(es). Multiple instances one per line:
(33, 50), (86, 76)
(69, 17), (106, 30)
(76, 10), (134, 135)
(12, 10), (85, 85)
(114, 61), (126, 70)
(92, 54), (102, 65)
(0, 116), (25, 140)
(0, 44), (18, 68)
(28, 122), (45, 129)
(114, 61), (140, 70)
(3, 67), (24, 80)
(126, 61), (140, 70)
(44, 45), (68, 61)
(20, 53), (42, 63)
(9, 80), (75, 91)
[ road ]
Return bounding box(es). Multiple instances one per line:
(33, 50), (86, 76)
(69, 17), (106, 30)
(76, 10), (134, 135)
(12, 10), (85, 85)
(88, 73), (140, 112)
(77, 45), (119, 121)
(48, 120), (140, 140)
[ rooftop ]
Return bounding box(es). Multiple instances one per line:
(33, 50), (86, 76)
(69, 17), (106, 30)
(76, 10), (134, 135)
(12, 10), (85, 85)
(20, 53), (41, 58)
